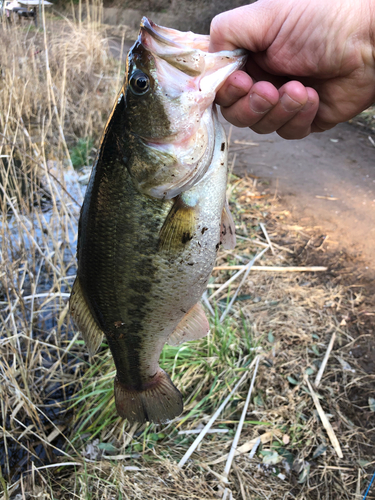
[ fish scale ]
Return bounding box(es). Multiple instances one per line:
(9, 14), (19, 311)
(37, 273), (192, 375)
(69, 17), (246, 424)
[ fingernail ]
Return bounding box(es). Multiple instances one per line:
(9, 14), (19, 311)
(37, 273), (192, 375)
(302, 100), (315, 112)
(249, 92), (273, 113)
(280, 93), (303, 112)
(227, 83), (247, 97)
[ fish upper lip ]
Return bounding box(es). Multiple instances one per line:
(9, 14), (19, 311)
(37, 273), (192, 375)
(140, 17), (180, 49)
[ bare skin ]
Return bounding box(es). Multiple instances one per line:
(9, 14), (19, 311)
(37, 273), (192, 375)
(209, 0), (375, 139)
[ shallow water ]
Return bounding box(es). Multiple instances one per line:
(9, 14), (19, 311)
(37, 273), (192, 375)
(0, 166), (90, 482)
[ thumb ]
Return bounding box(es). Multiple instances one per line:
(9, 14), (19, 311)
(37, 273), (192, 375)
(209, 1), (286, 53)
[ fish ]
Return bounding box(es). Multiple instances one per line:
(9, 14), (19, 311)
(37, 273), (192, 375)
(69, 17), (246, 424)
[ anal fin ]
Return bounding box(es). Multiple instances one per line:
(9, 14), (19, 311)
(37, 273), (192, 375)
(220, 199), (236, 250)
(114, 368), (183, 424)
(168, 302), (210, 346)
(69, 277), (104, 356)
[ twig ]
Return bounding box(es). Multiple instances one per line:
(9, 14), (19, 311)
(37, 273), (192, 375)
(222, 488), (232, 500)
(223, 356), (260, 482)
(315, 331), (336, 387)
(236, 234), (294, 254)
(201, 291), (215, 317)
(209, 267), (247, 300)
(233, 140), (259, 146)
(25, 462), (82, 472)
(178, 429), (228, 435)
(316, 195), (338, 201)
(305, 377), (343, 458)
(219, 247), (269, 323)
(260, 223), (275, 255)
(207, 431), (280, 466)
(213, 265), (328, 272)
(178, 357), (259, 469)
(249, 437), (261, 459)
(356, 468), (361, 500)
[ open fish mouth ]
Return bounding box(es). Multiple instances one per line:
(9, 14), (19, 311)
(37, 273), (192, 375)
(138, 16), (247, 97)
(136, 17), (247, 107)
(141, 17), (211, 51)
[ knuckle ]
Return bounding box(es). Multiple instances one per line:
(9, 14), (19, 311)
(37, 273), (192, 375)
(210, 13), (224, 38)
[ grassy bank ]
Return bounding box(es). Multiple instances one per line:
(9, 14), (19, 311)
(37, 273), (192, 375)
(1, 7), (374, 500)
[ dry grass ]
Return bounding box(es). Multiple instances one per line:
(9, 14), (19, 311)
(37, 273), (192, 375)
(1, 7), (375, 500)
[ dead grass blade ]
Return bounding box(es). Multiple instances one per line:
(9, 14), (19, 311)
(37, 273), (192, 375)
(222, 355), (260, 482)
(305, 377), (343, 459)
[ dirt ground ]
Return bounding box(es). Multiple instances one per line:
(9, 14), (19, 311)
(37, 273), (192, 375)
(224, 118), (375, 387)
(224, 120), (375, 279)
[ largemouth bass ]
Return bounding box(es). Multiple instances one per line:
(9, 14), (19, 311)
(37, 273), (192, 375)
(69, 18), (245, 424)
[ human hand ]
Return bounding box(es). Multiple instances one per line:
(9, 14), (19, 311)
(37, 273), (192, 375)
(209, 0), (375, 139)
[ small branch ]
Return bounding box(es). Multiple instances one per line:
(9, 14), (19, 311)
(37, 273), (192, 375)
(207, 430), (280, 466)
(305, 377), (343, 459)
(260, 222), (275, 255)
(315, 331), (336, 387)
(219, 248), (269, 323)
(236, 234), (294, 254)
(178, 356), (259, 469)
(201, 291), (215, 317)
(223, 356), (260, 482)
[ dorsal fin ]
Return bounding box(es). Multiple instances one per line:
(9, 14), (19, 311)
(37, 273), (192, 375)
(168, 302), (210, 346)
(69, 277), (104, 356)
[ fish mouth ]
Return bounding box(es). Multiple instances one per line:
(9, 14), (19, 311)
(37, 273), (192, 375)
(137, 16), (247, 91)
(140, 16), (211, 52)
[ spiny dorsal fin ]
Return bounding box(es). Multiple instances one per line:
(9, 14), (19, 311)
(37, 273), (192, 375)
(114, 368), (183, 424)
(69, 277), (104, 356)
(159, 196), (196, 252)
(168, 302), (210, 346)
(221, 199), (236, 250)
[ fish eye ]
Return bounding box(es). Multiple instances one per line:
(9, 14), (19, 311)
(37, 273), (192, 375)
(129, 70), (150, 95)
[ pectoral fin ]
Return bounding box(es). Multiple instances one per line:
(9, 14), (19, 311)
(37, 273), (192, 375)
(69, 277), (104, 356)
(220, 199), (236, 250)
(168, 302), (210, 346)
(159, 196), (196, 252)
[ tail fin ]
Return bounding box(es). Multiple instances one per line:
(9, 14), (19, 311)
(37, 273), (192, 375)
(114, 369), (183, 424)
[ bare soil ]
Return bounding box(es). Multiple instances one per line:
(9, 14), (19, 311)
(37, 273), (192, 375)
(224, 118), (375, 413)
(225, 121), (375, 280)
